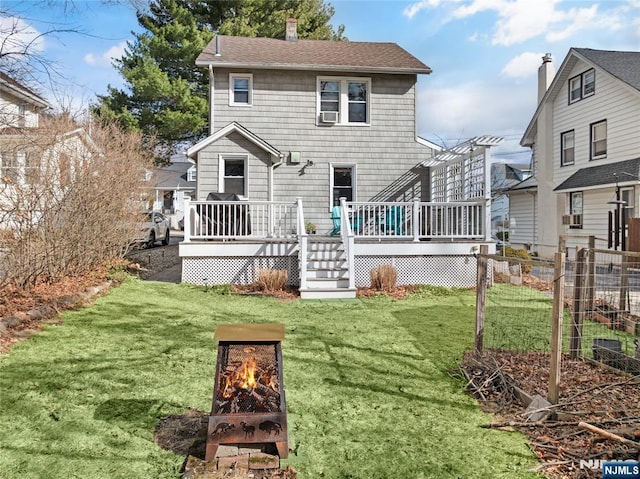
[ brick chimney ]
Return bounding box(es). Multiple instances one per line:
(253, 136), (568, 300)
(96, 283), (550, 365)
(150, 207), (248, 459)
(538, 53), (554, 104)
(285, 18), (298, 42)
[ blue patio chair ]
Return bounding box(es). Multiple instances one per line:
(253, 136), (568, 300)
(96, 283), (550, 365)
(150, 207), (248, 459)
(384, 206), (405, 235)
(329, 206), (341, 236)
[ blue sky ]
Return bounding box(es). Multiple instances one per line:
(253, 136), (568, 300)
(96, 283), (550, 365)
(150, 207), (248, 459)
(2, 0), (640, 162)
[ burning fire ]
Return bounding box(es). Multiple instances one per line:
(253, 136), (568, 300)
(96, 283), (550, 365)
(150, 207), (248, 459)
(223, 356), (258, 397)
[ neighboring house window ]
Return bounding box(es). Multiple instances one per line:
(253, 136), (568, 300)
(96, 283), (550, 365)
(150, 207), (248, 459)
(317, 77), (370, 125)
(568, 68), (595, 104)
(187, 166), (196, 182)
(219, 156), (246, 196)
(0, 151), (19, 183)
(561, 130), (575, 166)
(24, 150), (41, 184)
(569, 191), (583, 229)
(330, 164), (356, 207)
(18, 104), (26, 127)
(621, 187), (635, 223)
(229, 73), (252, 106)
(590, 120), (607, 160)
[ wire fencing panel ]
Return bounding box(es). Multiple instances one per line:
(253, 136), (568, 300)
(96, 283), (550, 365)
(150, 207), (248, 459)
(478, 249), (639, 376)
(569, 248), (640, 374)
(483, 255), (558, 352)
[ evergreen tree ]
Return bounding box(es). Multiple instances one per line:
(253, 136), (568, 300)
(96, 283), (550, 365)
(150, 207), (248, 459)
(95, 0), (345, 161)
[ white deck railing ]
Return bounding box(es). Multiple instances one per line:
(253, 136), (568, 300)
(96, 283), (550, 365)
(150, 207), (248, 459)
(347, 199), (485, 241)
(182, 199), (485, 242)
(182, 199), (298, 242)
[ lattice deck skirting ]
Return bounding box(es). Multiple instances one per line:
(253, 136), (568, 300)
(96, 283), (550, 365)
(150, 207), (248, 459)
(182, 254), (477, 288)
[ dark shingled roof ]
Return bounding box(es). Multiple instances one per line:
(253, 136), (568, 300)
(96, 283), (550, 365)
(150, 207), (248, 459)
(554, 158), (640, 192)
(153, 162), (195, 190)
(574, 48), (640, 90)
(196, 35), (431, 74)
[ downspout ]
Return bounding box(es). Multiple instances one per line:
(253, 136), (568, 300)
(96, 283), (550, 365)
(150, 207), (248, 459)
(208, 65), (214, 135)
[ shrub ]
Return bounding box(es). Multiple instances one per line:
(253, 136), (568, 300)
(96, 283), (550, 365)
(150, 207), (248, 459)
(503, 246), (532, 274)
(256, 269), (288, 292)
(370, 264), (397, 292)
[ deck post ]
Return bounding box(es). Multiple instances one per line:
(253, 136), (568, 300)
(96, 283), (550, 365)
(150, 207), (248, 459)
(183, 199), (191, 243)
(297, 198), (308, 290)
(412, 198), (420, 242)
(474, 245), (488, 354)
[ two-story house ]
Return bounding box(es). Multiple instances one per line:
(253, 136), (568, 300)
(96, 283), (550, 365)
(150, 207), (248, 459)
(509, 49), (640, 258)
(181, 20), (500, 297)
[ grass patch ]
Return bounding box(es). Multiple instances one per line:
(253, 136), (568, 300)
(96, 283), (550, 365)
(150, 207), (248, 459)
(0, 279), (541, 478)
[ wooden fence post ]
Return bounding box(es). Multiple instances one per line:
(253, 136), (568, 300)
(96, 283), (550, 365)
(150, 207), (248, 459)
(474, 245), (489, 355)
(549, 251), (566, 405)
(570, 248), (588, 358)
(587, 236), (595, 314)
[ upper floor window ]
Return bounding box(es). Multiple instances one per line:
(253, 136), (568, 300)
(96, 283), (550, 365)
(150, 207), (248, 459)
(568, 68), (595, 104)
(229, 73), (252, 106)
(318, 77), (370, 125)
(621, 187), (635, 223)
(590, 120), (607, 160)
(561, 130), (575, 166)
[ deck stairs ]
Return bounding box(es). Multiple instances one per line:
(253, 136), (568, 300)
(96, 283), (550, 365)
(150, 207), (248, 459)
(299, 236), (356, 299)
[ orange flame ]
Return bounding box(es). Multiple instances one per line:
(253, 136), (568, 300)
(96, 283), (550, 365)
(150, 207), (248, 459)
(222, 357), (258, 397)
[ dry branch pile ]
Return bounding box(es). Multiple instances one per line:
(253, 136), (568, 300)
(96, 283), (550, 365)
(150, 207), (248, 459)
(461, 350), (640, 478)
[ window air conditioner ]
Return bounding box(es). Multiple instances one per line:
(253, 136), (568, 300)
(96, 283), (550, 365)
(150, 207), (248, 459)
(320, 111), (338, 124)
(562, 214), (582, 226)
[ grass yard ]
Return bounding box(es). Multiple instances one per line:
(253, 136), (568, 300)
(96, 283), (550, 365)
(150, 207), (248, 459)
(0, 279), (541, 479)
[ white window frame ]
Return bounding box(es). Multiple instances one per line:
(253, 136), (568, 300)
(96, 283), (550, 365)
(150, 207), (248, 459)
(560, 130), (575, 166)
(218, 155), (248, 198)
(0, 151), (20, 184)
(569, 191), (583, 229)
(329, 163), (357, 209)
(229, 73), (253, 107)
(187, 165), (196, 182)
(568, 68), (595, 104)
(317, 76), (371, 126)
(590, 119), (607, 160)
(621, 187), (635, 223)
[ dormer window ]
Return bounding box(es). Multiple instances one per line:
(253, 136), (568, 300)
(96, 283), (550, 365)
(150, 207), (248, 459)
(568, 69), (595, 104)
(317, 77), (370, 126)
(229, 73), (253, 106)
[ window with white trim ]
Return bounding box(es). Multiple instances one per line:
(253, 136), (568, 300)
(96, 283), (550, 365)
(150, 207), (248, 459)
(590, 120), (607, 160)
(568, 68), (595, 104)
(219, 156), (247, 196)
(0, 151), (19, 183)
(187, 166), (196, 182)
(621, 187), (635, 224)
(318, 77), (370, 125)
(229, 73), (252, 106)
(561, 130), (575, 166)
(330, 164), (356, 207)
(569, 191), (583, 229)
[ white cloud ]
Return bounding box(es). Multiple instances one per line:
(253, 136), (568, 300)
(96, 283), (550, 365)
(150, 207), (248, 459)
(502, 52), (546, 79)
(416, 79), (536, 153)
(84, 41), (126, 67)
(0, 16), (45, 57)
(404, 0), (634, 46)
(403, 0), (446, 19)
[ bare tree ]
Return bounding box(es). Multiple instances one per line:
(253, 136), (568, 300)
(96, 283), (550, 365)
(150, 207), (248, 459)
(0, 115), (156, 288)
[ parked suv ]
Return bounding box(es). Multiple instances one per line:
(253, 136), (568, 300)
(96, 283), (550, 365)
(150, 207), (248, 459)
(138, 211), (170, 248)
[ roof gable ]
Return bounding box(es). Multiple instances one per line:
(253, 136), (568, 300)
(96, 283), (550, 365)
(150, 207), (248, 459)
(521, 48), (640, 146)
(187, 122), (282, 159)
(197, 35), (431, 75)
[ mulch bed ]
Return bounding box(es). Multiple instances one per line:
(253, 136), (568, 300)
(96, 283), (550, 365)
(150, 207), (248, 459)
(461, 350), (640, 478)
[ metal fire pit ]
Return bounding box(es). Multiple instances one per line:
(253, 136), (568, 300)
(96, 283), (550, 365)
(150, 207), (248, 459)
(205, 323), (288, 461)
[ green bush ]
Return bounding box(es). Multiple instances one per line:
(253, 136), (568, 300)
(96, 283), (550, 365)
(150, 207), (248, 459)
(503, 246), (532, 274)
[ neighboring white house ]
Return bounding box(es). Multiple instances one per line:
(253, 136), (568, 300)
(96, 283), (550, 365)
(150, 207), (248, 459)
(150, 159), (197, 228)
(490, 162), (531, 238)
(510, 49), (640, 257)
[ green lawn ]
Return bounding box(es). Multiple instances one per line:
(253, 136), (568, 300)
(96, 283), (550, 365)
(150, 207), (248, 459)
(0, 280), (541, 479)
